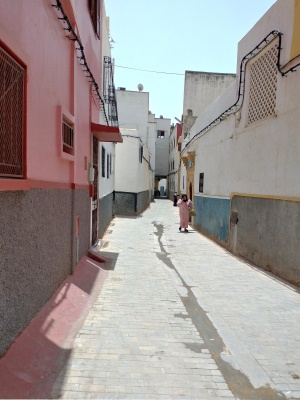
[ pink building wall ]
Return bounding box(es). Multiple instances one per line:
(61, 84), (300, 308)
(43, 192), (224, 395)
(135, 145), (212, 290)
(0, 0), (113, 356)
(0, 0), (104, 188)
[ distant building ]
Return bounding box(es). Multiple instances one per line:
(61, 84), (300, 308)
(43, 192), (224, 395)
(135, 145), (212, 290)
(182, 71), (236, 139)
(116, 89), (171, 201)
(154, 116), (171, 195)
(114, 129), (152, 215)
(167, 123), (182, 200)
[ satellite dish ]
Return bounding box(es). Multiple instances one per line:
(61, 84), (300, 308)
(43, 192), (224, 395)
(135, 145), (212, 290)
(137, 83), (144, 92)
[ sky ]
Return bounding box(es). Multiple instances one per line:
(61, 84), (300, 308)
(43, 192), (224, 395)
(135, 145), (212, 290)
(105, 0), (277, 124)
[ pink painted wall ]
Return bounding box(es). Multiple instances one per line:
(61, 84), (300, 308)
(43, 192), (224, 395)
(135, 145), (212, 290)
(0, 0), (104, 186)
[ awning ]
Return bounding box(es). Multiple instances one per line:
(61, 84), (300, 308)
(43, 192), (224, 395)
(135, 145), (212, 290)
(91, 123), (123, 143)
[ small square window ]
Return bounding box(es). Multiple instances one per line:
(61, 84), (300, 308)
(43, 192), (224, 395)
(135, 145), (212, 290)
(157, 130), (165, 138)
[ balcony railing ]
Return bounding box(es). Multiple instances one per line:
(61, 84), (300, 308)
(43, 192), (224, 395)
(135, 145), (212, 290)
(103, 56), (119, 127)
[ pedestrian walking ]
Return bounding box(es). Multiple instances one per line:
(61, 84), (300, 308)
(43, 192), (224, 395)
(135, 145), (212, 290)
(173, 191), (178, 206)
(177, 194), (192, 232)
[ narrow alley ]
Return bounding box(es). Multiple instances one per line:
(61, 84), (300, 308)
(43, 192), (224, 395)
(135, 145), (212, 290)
(46, 199), (300, 399)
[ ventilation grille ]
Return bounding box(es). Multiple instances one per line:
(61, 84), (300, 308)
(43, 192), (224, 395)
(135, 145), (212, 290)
(247, 43), (278, 125)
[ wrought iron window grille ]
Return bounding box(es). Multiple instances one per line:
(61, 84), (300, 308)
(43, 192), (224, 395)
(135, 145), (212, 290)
(0, 46), (25, 178)
(62, 120), (74, 154)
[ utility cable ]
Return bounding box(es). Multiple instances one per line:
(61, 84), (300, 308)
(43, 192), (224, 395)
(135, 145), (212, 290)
(115, 65), (184, 76)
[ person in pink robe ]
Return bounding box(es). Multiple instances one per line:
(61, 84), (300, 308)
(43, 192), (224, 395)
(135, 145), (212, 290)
(177, 194), (192, 232)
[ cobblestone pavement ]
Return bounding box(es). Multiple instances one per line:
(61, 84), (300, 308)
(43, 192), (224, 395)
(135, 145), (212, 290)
(51, 199), (300, 399)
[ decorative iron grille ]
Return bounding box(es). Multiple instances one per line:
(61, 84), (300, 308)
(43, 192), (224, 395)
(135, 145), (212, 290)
(0, 46), (24, 178)
(62, 120), (74, 153)
(247, 42), (278, 125)
(103, 56), (119, 127)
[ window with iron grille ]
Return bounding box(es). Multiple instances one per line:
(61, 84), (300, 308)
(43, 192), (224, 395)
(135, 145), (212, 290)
(101, 145), (105, 177)
(247, 42), (278, 125)
(199, 173), (204, 193)
(62, 120), (74, 155)
(88, 0), (101, 39)
(0, 46), (25, 178)
(139, 146), (143, 163)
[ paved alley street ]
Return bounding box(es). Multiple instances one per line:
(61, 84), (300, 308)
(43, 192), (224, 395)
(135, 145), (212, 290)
(51, 199), (300, 400)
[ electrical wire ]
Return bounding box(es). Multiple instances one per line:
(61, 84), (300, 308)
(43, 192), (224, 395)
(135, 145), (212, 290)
(51, 0), (110, 126)
(115, 65), (184, 76)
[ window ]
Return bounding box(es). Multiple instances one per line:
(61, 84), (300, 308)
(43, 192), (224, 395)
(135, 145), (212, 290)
(109, 153), (112, 175)
(139, 146), (143, 163)
(247, 42), (278, 125)
(107, 153), (109, 178)
(62, 120), (74, 155)
(157, 130), (165, 138)
(0, 45), (25, 178)
(101, 146), (105, 178)
(183, 176), (185, 190)
(199, 173), (204, 193)
(88, 0), (101, 39)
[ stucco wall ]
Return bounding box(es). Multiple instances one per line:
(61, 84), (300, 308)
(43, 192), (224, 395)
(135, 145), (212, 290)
(136, 190), (150, 214)
(0, 188), (90, 355)
(116, 90), (149, 141)
(229, 196), (300, 286)
(98, 191), (113, 238)
(180, 0), (300, 286)
(155, 118), (171, 177)
(114, 190), (150, 216)
(72, 189), (91, 269)
(183, 71), (236, 119)
(193, 195), (230, 244)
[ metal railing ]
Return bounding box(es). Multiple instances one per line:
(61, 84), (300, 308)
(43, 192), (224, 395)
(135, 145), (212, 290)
(103, 56), (119, 127)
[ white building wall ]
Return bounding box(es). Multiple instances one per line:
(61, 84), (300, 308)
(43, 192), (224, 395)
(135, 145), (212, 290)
(155, 117), (171, 177)
(116, 90), (149, 142)
(184, 0), (300, 198)
(115, 129), (151, 194)
(180, 0), (300, 285)
(168, 123), (181, 196)
(183, 71), (236, 118)
(98, 7), (116, 200)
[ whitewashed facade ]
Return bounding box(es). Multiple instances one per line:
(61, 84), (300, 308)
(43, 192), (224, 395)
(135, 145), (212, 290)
(181, 0), (300, 285)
